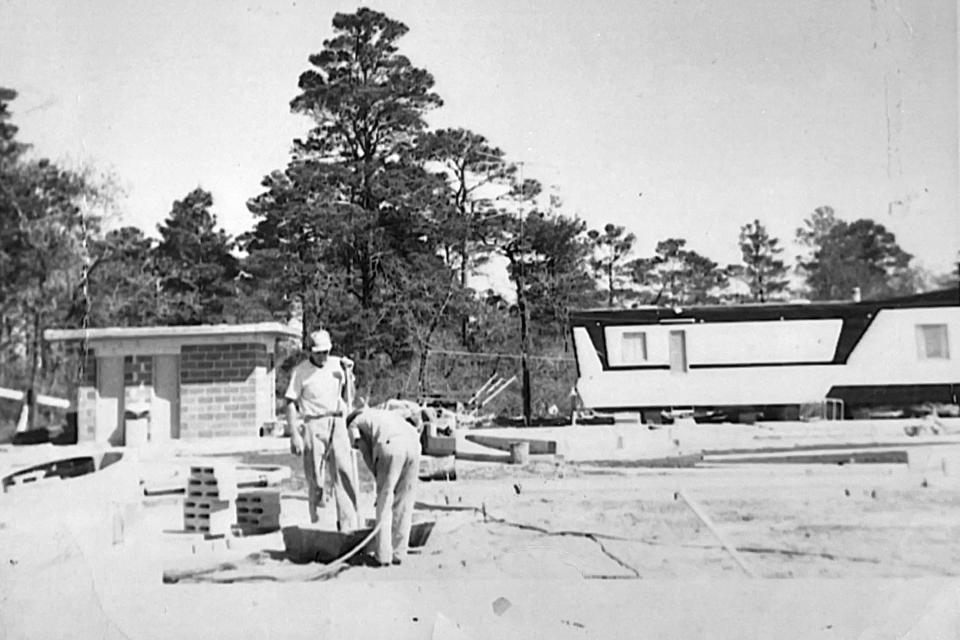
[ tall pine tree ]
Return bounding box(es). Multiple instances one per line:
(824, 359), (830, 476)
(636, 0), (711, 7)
(244, 8), (451, 374)
(736, 219), (788, 302)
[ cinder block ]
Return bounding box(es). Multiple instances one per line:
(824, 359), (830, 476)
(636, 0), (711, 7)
(237, 507), (281, 519)
(190, 462), (236, 480)
(236, 515), (280, 531)
(188, 463), (238, 497)
(186, 479), (239, 500)
(183, 508), (234, 536)
(237, 489), (281, 503)
(236, 498), (281, 511)
(237, 491), (281, 515)
(183, 498), (232, 514)
(236, 491), (281, 531)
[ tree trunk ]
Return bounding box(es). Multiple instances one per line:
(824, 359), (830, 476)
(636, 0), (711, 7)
(300, 294), (309, 351)
(514, 271), (531, 426)
(416, 347), (429, 400)
(460, 231), (469, 346)
(607, 264), (614, 307)
(27, 309), (41, 431)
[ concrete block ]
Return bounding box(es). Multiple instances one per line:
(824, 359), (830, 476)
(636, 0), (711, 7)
(237, 490), (281, 507)
(237, 504), (280, 517)
(183, 498), (232, 515)
(237, 514), (280, 531)
(236, 494), (281, 525)
(186, 480), (239, 500)
(237, 511), (280, 524)
(189, 462), (237, 483)
(183, 508), (234, 536)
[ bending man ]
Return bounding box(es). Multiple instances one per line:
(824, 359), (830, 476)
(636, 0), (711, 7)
(347, 407), (422, 566)
(286, 329), (359, 531)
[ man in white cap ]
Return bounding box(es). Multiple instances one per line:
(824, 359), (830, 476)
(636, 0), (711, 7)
(286, 329), (359, 530)
(347, 406), (423, 566)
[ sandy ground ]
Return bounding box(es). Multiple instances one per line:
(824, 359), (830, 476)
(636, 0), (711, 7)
(4, 428), (960, 638)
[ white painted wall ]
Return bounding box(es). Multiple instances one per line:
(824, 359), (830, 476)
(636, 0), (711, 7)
(578, 363), (838, 407)
(843, 308), (960, 385)
(152, 355), (180, 441)
(603, 319), (842, 366)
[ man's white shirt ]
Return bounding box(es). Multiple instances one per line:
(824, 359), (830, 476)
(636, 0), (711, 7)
(285, 358), (346, 416)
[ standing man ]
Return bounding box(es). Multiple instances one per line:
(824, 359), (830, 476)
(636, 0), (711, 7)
(286, 329), (359, 531)
(347, 407), (422, 566)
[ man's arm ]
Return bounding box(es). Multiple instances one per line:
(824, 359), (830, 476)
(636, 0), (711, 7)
(287, 399), (303, 455)
(351, 415), (376, 472)
(339, 356), (356, 410)
(285, 366), (303, 455)
(356, 436), (375, 473)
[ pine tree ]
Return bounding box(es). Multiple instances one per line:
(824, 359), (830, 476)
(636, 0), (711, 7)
(737, 219), (788, 302)
(155, 188), (239, 324)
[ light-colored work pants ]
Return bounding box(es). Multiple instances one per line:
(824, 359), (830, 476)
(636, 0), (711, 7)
(373, 432), (421, 564)
(303, 416), (359, 531)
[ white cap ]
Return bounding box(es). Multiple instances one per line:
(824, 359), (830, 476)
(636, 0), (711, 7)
(309, 329), (332, 352)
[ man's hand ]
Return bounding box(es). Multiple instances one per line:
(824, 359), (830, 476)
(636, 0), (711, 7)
(290, 432), (304, 456)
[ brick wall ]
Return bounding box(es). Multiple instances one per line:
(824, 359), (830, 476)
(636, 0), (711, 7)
(124, 355), (152, 386)
(179, 343), (269, 438)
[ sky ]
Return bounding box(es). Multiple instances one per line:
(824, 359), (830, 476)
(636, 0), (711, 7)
(2, 0), (958, 279)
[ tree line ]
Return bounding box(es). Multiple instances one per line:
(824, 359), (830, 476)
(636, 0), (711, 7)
(1, 8), (956, 421)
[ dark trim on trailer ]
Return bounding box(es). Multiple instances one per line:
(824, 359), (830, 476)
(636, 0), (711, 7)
(832, 312), (876, 364)
(604, 364), (672, 371)
(583, 322), (609, 369)
(828, 383), (960, 407)
(688, 361), (838, 369)
(568, 325), (582, 380)
(569, 288), (959, 326)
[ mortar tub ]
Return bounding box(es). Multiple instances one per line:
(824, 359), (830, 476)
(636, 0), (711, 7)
(282, 519), (436, 564)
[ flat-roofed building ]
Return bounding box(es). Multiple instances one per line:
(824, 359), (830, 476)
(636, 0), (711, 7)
(45, 323), (299, 445)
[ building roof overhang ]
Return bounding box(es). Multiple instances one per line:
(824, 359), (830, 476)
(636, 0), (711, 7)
(45, 322), (300, 343)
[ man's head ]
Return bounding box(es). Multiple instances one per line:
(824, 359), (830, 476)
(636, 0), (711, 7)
(308, 329), (332, 366)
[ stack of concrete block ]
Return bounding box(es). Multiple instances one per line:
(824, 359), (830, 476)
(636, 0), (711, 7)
(183, 463), (238, 537)
(235, 489), (281, 534)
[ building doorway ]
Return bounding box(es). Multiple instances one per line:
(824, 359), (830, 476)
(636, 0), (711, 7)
(669, 330), (688, 373)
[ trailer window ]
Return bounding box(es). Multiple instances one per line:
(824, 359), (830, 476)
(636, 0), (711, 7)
(916, 324), (950, 359)
(622, 331), (648, 363)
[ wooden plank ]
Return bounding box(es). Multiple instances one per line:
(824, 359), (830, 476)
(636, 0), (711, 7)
(677, 490), (757, 578)
(0, 387), (71, 409)
(705, 448), (909, 465)
(465, 434), (557, 455)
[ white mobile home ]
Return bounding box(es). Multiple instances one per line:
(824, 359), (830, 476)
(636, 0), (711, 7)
(570, 289), (960, 422)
